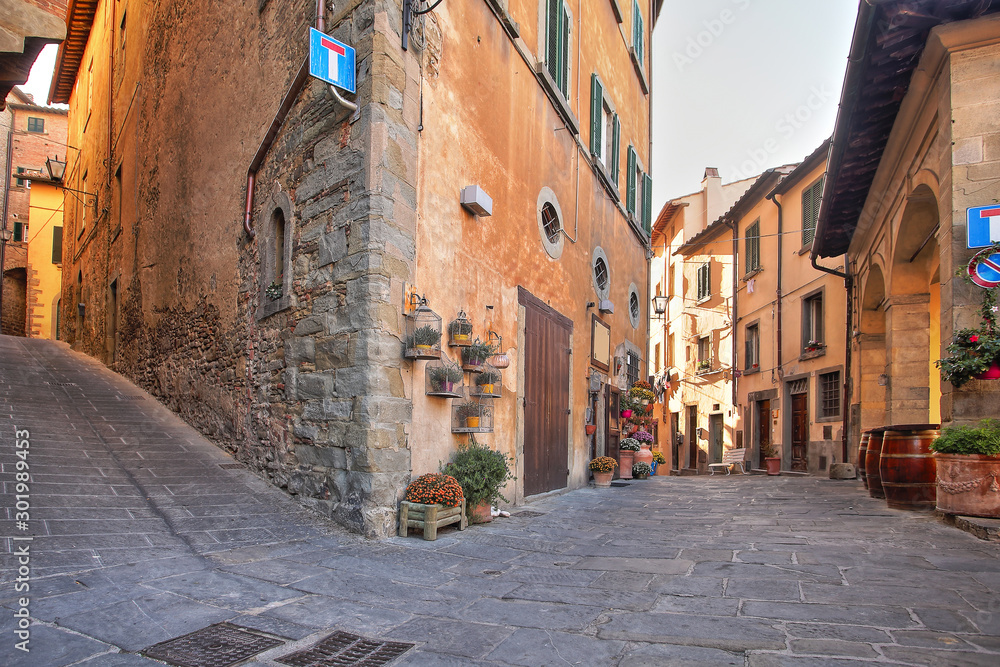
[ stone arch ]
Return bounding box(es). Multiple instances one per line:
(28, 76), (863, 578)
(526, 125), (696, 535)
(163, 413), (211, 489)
(885, 184), (940, 425)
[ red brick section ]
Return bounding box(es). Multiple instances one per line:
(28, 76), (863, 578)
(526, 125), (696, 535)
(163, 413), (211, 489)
(7, 104), (68, 231)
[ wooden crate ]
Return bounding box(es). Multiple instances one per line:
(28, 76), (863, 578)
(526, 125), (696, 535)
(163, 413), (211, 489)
(399, 500), (467, 540)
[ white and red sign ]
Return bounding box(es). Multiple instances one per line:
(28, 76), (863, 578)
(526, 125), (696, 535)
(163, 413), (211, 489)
(309, 28), (355, 94)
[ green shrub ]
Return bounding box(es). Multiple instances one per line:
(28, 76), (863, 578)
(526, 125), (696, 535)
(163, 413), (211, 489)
(428, 362), (463, 386)
(476, 370), (501, 385)
(441, 437), (515, 511)
(930, 420), (1000, 456)
(411, 325), (441, 347)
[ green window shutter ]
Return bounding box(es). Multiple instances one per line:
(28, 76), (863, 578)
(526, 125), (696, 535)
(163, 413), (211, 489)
(643, 173), (653, 235)
(546, 0), (559, 85)
(626, 146), (636, 215)
(52, 226), (63, 264)
(802, 178), (823, 246)
(633, 1), (644, 66)
(559, 4), (570, 96)
(16, 166), (25, 187)
(610, 114), (621, 185)
(590, 74), (602, 157)
(13, 221), (24, 243)
(611, 114), (622, 187)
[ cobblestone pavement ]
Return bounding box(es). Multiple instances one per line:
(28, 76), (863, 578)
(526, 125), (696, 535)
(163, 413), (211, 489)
(2, 335), (1000, 666)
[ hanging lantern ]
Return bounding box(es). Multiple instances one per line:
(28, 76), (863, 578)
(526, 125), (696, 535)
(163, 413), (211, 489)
(487, 330), (509, 369)
(448, 310), (473, 347)
(404, 296), (442, 360)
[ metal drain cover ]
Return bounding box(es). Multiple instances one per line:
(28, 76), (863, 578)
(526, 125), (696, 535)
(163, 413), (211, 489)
(610, 481), (631, 487)
(142, 622), (284, 667)
(512, 511), (545, 518)
(277, 630), (413, 667)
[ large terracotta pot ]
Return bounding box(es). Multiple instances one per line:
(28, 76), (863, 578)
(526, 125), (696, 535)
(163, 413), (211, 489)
(858, 431), (870, 490)
(470, 501), (492, 523)
(935, 454), (1000, 518)
(866, 430), (886, 499)
(593, 471), (613, 487)
(634, 445), (654, 468)
(619, 450), (635, 479)
(764, 457), (781, 476)
(880, 428), (939, 510)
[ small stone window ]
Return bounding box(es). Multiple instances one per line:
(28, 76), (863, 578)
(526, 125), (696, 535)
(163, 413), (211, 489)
(595, 259), (608, 292)
(257, 188), (294, 320)
(627, 283), (640, 329)
(536, 187), (565, 259)
(592, 246), (611, 301)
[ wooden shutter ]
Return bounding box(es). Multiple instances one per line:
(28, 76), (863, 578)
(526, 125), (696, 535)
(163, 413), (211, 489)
(802, 178), (823, 246)
(590, 74), (602, 157)
(546, 0), (560, 85)
(52, 226), (63, 264)
(626, 146), (636, 215)
(610, 115), (620, 185)
(560, 4), (570, 96)
(643, 173), (653, 235)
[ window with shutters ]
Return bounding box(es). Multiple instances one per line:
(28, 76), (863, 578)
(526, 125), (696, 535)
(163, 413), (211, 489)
(802, 176), (824, 247)
(625, 145), (653, 236)
(632, 0), (644, 68)
(15, 166), (26, 187)
(745, 219), (761, 274)
(697, 336), (711, 372)
(52, 226), (63, 264)
(545, 0), (571, 98)
(13, 222), (27, 242)
(589, 73), (620, 191)
(745, 323), (759, 371)
(27, 117), (44, 133)
(696, 261), (711, 302)
(803, 291), (824, 351)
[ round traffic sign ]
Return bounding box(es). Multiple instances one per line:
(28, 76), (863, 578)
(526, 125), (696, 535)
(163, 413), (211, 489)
(969, 249), (1000, 288)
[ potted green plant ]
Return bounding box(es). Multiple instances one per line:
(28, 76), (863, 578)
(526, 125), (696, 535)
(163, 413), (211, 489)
(449, 318), (474, 345)
(937, 244), (1000, 386)
(265, 281), (283, 301)
(410, 325), (442, 354)
(619, 394), (634, 419)
(442, 437), (515, 523)
(632, 461), (652, 479)
(475, 369), (501, 395)
(455, 401), (485, 429)
(762, 441), (781, 476)
(931, 419), (1000, 518)
(427, 361), (463, 395)
(589, 456), (618, 487)
(461, 338), (495, 371)
(619, 437), (640, 480)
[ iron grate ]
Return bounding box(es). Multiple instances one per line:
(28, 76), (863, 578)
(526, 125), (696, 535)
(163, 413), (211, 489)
(219, 463), (244, 469)
(610, 481), (631, 487)
(142, 622), (285, 667)
(277, 630), (413, 667)
(117, 395), (145, 400)
(512, 510), (545, 518)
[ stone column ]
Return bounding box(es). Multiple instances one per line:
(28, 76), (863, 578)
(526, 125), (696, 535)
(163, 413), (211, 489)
(884, 294), (931, 425)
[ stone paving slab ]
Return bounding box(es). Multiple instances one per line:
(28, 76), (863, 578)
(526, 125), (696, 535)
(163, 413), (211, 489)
(3, 335), (1000, 666)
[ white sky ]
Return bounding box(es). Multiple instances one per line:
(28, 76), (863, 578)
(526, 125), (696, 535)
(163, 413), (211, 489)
(24, 3), (859, 209)
(651, 0), (859, 206)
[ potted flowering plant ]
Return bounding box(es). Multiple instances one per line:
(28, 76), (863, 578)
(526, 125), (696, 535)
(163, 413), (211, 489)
(399, 473), (466, 540)
(697, 359), (711, 372)
(619, 437), (640, 480)
(632, 461), (653, 479)
(937, 255), (1000, 386)
(762, 441), (781, 476)
(589, 456), (618, 487)
(804, 339), (823, 352)
(629, 381), (655, 411)
(931, 419), (1000, 518)
(651, 450), (666, 475)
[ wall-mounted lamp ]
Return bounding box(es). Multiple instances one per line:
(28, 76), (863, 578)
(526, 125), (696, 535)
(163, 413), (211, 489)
(460, 185), (493, 217)
(877, 373), (889, 387)
(46, 156), (66, 181)
(598, 299), (614, 314)
(652, 295), (668, 317)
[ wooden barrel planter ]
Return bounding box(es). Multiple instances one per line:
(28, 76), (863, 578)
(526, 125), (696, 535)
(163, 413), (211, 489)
(865, 429), (887, 499)
(880, 426), (940, 511)
(858, 431), (870, 490)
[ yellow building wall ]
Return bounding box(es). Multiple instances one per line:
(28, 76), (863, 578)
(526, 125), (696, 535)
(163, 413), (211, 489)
(26, 182), (64, 340)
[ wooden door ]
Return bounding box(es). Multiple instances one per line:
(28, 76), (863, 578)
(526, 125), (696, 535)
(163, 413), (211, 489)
(605, 385), (621, 479)
(710, 414), (724, 463)
(756, 400), (770, 469)
(522, 289), (572, 496)
(670, 412), (680, 471)
(791, 393), (808, 471)
(686, 405), (697, 469)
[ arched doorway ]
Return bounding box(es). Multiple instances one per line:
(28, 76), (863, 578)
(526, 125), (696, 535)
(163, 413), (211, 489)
(2, 268), (28, 337)
(887, 186), (940, 425)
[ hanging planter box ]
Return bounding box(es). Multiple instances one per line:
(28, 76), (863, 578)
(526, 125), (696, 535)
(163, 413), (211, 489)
(448, 310), (474, 347)
(471, 364), (502, 398)
(461, 337), (496, 372)
(425, 358), (464, 398)
(404, 299), (442, 360)
(451, 389), (494, 433)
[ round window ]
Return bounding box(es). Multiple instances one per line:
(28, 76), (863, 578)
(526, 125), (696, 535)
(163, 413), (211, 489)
(628, 283), (641, 329)
(541, 203), (560, 243)
(591, 247), (611, 299)
(536, 188), (565, 259)
(594, 258), (609, 292)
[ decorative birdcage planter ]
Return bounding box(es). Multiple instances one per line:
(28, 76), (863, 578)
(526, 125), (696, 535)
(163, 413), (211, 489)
(448, 310), (474, 347)
(404, 298), (442, 360)
(425, 358), (464, 398)
(472, 364), (502, 398)
(451, 390), (495, 433)
(461, 337), (496, 372)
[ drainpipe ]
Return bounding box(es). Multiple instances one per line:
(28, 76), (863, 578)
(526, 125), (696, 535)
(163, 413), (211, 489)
(729, 218), (737, 408)
(0, 124), (13, 325)
(767, 192), (783, 380)
(810, 252), (851, 466)
(242, 0), (329, 238)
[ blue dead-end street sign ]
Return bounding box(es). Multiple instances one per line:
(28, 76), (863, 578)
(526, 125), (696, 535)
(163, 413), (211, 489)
(309, 28), (355, 94)
(967, 204), (1000, 249)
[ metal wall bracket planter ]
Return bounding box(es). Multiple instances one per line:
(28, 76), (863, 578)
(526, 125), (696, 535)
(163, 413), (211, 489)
(461, 336), (496, 372)
(426, 358), (464, 398)
(452, 389), (494, 433)
(472, 363), (502, 398)
(448, 310), (474, 347)
(404, 296), (442, 360)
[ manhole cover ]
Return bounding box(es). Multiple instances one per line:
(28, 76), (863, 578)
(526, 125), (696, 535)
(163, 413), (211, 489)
(277, 630), (413, 667)
(512, 511), (545, 518)
(219, 463), (244, 469)
(46, 382), (77, 386)
(482, 570), (503, 575)
(142, 623), (284, 667)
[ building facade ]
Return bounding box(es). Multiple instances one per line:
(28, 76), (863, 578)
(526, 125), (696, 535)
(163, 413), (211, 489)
(815, 3), (1000, 454)
(51, 0), (659, 536)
